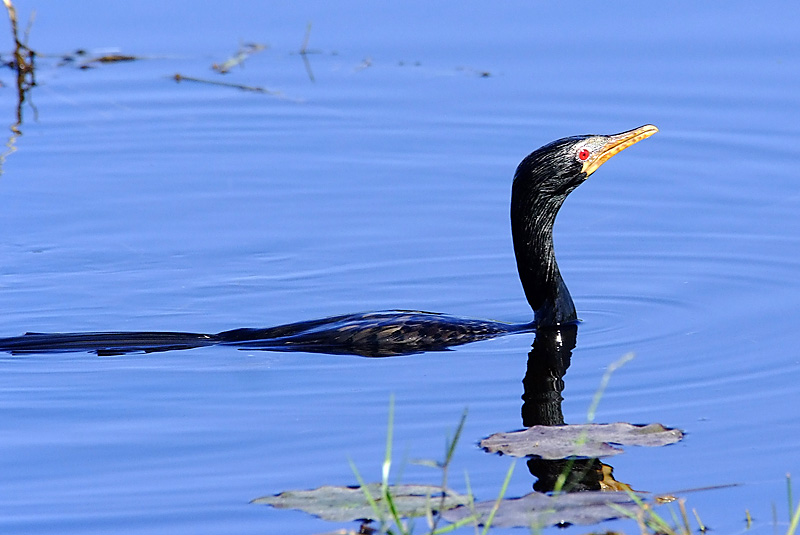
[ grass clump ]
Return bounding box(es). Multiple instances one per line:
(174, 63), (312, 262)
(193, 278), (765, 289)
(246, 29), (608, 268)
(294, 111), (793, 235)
(348, 394), (514, 535)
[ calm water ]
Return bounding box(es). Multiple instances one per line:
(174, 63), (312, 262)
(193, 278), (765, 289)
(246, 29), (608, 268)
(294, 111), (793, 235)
(2, 1), (800, 533)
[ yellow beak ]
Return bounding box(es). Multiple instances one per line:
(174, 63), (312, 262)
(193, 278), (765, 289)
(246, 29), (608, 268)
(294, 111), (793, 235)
(581, 124), (659, 176)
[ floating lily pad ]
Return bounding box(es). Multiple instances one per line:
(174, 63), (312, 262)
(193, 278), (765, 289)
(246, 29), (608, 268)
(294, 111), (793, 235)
(480, 423), (683, 459)
(442, 490), (656, 528)
(252, 483), (470, 522)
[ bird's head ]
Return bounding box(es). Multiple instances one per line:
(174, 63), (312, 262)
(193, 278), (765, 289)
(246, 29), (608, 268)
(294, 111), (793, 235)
(514, 124), (659, 199)
(511, 124), (658, 327)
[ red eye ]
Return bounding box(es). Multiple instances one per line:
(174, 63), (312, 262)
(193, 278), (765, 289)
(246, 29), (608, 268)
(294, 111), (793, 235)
(577, 148), (590, 161)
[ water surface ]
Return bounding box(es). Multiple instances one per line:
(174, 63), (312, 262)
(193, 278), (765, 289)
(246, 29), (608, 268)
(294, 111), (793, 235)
(2, 2), (800, 534)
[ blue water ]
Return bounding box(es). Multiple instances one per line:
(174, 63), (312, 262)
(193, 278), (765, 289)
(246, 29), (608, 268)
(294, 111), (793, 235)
(2, 1), (800, 533)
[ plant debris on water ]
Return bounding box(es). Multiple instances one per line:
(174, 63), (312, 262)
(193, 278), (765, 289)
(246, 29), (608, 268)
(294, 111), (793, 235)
(480, 422), (685, 459)
(252, 484), (471, 523)
(211, 42), (267, 74)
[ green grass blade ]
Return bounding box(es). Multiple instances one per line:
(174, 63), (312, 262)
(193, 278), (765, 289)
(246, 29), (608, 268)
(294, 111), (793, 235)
(382, 484), (406, 535)
(788, 498), (800, 535)
(431, 515), (478, 534)
(383, 394), (395, 488)
(587, 352), (634, 423)
(481, 459), (516, 535)
(445, 409), (468, 464)
(349, 458), (384, 523)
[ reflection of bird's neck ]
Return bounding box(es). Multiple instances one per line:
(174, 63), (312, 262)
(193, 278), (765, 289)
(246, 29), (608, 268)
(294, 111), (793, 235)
(522, 325), (615, 494)
(521, 325), (577, 427)
(511, 174), (577, 327)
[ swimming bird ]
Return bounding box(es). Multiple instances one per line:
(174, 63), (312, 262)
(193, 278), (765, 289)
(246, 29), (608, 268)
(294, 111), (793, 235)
(0, 125), (657, 356)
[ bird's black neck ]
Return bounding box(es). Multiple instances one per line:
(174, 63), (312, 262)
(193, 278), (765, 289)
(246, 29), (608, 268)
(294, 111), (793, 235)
(511, 165), (578, 327)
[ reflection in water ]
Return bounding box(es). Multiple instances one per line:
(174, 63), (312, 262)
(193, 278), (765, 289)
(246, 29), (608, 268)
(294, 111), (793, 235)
(252, 325), (662, 530)
(296, 22), (319, 83)
(1, 0), (36, 174)
(521, 325), (632, 494)
(521, 325), (576, 427)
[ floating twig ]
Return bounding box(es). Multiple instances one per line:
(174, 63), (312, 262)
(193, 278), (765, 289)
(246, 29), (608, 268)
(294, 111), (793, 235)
(212, 42), (266, 74)
(2, 0), (37, 175)
(78, 53), (139, 69)
(455, 65), (492, 78)
(172, 72), (300, 102)
(354, 57), (372, 72)
(298, 22), (316, 83)
(299, 22), (312, 54)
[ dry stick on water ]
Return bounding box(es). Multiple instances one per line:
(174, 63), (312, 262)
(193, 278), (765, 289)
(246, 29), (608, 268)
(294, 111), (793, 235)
(355, 57), (373, 72)
(2, 0), (35, 92)
(2, 0), (37, 175)
(691, 506), (707, 533)
(212, 42), (266, 74)
(78, 54), (139, 69)
(171, 73), (300, 102)
(298, 22), (316, 82)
